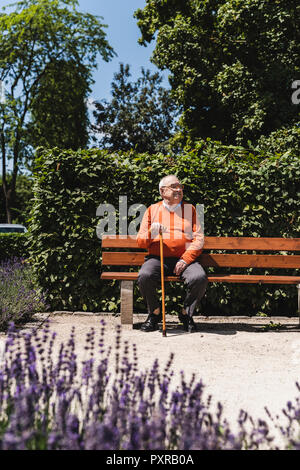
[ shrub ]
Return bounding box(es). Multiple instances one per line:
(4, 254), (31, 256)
(1, 320), (299, 450)
(27, 146), (299, 315)
(0, 234), (30, 263)
(0, 174), (34, 225)
(256, 124), (300, 157)
(0, 258), (49, 329)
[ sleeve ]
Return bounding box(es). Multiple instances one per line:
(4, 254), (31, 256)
(180, 206), (204, 265)
(136, 205), (152, 249)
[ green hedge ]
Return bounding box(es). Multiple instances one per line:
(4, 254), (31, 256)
(26, 144), (300, 315)
(0, 233), (30, 262)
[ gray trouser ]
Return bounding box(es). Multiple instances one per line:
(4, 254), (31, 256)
(137, 255), (208, 317)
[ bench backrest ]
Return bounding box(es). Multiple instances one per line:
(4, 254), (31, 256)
(101, 236), (300, 269)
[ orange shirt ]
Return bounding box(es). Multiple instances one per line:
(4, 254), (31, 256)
(137, 200), (204, 265)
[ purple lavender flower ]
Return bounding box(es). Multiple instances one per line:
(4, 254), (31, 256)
(0, 320), (299, 450)
(0, 258), (48, 330)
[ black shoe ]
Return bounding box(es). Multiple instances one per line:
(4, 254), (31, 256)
(140, 313), (162, 332)
(187, 316), (197, 333)
(178, 312), (197, 333)
(178, 311), (188, 331)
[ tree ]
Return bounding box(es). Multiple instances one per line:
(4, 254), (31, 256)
(0, 173), (33, 225)
(28, 59), (90, 151)
(0, 0), (115, 223)
(92, 63), (178, 153)
(134, 0), (300, 147)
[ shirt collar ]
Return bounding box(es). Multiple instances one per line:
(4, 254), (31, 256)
(162, 200), (182, 212)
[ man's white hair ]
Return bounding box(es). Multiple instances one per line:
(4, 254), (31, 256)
(158, 174), (179, 191)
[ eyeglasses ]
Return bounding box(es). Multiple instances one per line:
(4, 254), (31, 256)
(161, 184), (184, 191)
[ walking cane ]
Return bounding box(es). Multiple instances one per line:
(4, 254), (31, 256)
(159, 229), (167, 337)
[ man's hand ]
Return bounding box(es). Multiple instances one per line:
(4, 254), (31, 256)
(150, 222), (167, 237)
(173, 260), (187, 276)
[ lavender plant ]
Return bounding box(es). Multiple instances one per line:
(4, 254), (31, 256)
(0, 320), (299, 450)
(0, 258), (48, 330)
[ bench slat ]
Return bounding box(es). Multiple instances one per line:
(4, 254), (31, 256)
(102, 252), (300, 268)
(102, 235), (300, 251)
(100, 272), (300, 284)
(102, 236), (139, 248)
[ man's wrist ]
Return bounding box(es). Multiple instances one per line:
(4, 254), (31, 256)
(179, 259), (187, 264)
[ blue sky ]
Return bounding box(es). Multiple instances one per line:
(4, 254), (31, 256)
(0, 0), (169, 101)
(77, 0), (170, 101)
(0, 0), (170, 173)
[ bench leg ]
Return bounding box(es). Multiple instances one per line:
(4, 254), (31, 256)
(120, 280), (133, 326)
(298, 284), (300, 327)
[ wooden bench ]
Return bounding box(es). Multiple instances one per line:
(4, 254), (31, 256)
(101, 236), (300, 326)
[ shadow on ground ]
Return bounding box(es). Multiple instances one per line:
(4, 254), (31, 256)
(133, 317), (300, 335)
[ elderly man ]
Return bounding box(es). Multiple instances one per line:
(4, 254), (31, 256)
(137, 174), (208, 333)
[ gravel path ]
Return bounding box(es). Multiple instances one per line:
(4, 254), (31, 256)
(1, 312), (300, 447)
